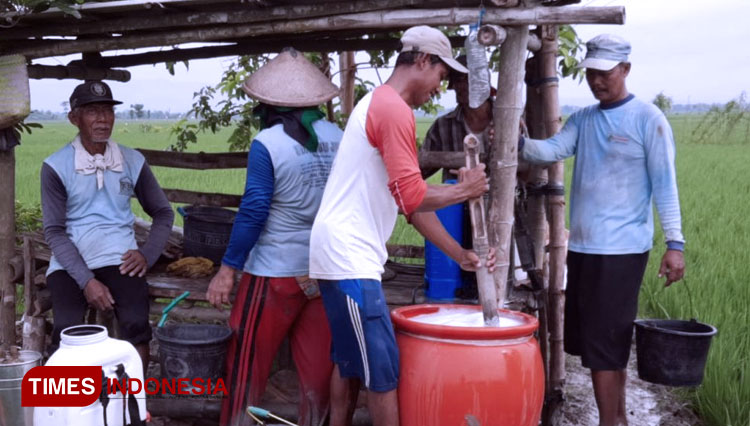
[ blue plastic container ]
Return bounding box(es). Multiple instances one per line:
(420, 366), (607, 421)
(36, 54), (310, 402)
(424, 181), (464, 300)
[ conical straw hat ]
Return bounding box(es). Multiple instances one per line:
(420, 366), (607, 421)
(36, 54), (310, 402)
(242, 48), (339, 107)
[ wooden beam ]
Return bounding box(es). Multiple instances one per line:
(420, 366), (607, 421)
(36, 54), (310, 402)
(137, 148), (247, 169)
(76, 35), (467, 68)
(27, 65), (131, 81)
(162, 188), (241, 208)
(0, 0), (421, 40)
(386, 244), (424, 259)
(339, 51), (356, 117)
(5, 6), (624, 59)
(142, 147), (474, 174)
(0, 148), (16, 347)
(418, 151), (488, 174)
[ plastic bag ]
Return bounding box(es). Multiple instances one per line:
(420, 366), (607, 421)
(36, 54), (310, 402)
(465, 31), (491, 109)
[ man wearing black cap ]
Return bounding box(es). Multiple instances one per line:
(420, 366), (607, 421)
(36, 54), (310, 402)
(421, 54), (494, 181)
(41, 80), (174, 372)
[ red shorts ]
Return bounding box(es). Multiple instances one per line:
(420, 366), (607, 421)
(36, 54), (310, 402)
(220, 274), (332, 426)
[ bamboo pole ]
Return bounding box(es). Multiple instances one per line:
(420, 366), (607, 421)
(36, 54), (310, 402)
(524, 54), (550, 269)
(539, 25), (566, 421)
(488, 25), (528, 307)
(0, 148), (16, 347)
(52, 33), (545, 70)
(464, 135), (499, 324)
(523, 52), (551, 394)
(0, 0), (422, 40)
(139, 147), (478, 173)
(5, 6), (625, 59)
(21, 236), (45, 352)
(339, 51), (356, 117)
(27, 64), (131, 81)
(320, 52), (336, 123)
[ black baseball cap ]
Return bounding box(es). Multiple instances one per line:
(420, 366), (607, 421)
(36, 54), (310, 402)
(69, 80), (122, 109)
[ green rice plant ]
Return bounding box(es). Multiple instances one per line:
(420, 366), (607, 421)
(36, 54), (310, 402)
(639, 140), (750, 426)
(690, 93), (750, 145)
(12, 115), (750, 426)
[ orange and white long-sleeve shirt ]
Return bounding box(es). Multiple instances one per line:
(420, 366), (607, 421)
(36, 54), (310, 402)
(310, 85), (427, 280)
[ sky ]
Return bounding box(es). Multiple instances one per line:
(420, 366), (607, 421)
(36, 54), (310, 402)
(28, 0), (750, 113)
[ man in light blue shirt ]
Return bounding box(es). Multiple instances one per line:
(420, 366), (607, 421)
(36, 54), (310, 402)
(522, 34), (685, 426)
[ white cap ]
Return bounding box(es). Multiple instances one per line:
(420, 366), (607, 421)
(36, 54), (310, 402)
(577, 34), (632, 71)
(400, 26), (468, 74)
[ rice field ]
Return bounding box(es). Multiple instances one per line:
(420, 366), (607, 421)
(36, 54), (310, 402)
(12, 114), (750, 426)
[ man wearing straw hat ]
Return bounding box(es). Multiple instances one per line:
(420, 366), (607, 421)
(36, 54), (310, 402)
(41, 80), (174, 372)
(309, 26), (496, 426)
(521, 34), (685, 426)
(206, 48), (343, 426)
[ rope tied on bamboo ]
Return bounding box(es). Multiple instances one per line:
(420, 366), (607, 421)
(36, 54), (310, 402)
(525, 76), (559, 88)
(495, 161), (519, 169)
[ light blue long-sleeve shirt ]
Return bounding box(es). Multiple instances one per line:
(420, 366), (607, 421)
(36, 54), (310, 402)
(522, 95), (684, 255)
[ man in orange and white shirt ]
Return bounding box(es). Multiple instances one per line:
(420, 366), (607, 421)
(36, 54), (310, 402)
(309, 26), (495, 426)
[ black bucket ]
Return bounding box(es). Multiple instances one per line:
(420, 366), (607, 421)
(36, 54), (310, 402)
(179, 205), (236, 264)
(154, 324), (232, 381)
(634, 318), (717, 387)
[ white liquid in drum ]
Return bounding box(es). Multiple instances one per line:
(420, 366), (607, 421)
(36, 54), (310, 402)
(411, 307), (523, 327)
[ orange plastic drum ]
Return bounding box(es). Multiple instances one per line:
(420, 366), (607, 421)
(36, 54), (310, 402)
(391, 304), (544, 426)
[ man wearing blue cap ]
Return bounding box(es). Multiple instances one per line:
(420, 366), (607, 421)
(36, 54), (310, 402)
(521, 34), (685, 426)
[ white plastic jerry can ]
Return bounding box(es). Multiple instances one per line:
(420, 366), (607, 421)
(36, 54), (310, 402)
(33, 325), (147, 426)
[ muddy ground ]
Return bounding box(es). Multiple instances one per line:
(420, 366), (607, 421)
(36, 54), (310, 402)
(554, 349), (703, 426)
(152, 348), (704, 426)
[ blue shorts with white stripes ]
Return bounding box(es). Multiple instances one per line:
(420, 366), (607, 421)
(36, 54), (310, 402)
(319, 279), (399, 392)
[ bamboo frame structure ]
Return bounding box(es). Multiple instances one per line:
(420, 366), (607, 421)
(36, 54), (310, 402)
(3, 6), (624, 59)
(0, 1), (627, 419)
(27, 65), (131, 82)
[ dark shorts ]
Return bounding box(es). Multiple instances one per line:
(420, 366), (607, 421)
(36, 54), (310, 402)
(564, 251), (649, 370)
(319, 279), (399, 392)
(47, 266), (152, 349)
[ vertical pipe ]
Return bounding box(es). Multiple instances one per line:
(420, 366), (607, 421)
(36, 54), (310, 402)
(0, 148), (16, 347)
(488, 25), (528, 307)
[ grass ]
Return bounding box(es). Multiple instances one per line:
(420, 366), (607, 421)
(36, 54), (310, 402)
(12, 114), (750, 426)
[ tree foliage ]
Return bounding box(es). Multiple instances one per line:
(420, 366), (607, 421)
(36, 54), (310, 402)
(557, 25), (585, 82)
(169, 26), (585, 152)
(652, 91), (673, 114)
(130, 103), (145, 119)
(169, 29), (454, 152)
(1, 0), (91, 26)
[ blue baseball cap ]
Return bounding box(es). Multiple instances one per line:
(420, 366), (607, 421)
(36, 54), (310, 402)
(577, 34), (631, 71)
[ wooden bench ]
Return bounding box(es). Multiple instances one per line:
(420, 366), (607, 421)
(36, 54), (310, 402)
(17, 229), (429, 347)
